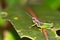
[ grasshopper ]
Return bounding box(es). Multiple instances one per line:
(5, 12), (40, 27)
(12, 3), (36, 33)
(26, 4), (53, 40)
(32, 17), (53, 28)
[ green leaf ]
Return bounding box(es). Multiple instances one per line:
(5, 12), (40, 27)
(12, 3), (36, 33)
(2, 0), (60, 40)
(3, 21), (21, 40)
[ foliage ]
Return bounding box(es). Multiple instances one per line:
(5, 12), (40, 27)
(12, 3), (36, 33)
(1, 0), (60, 40)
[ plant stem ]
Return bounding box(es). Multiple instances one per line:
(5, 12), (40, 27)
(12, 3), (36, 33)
(26, 4), (49, 40)
(42, 28), (49, 40)
(26, 4), (39, 20)
(1, 0), (7, 9)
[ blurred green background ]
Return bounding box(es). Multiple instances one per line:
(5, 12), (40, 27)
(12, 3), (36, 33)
(1, 0), (60, 40)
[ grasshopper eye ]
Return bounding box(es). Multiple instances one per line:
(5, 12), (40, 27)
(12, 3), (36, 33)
(32, 18), (35, 20)
(32, 17), (36, 20)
